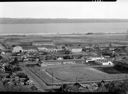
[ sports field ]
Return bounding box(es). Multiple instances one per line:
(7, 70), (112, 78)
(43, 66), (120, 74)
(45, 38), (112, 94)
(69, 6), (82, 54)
(45, 65), (128, 84)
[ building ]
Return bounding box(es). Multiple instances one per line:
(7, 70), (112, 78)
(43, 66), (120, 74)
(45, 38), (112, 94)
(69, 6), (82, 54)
(19, 42), (32, 46)
(57, 57), (63, 60)
(32, 40), (54, 46)
(86, 57), (105, 63)
(0, 43), (6, 51)
(86, 56), (113, 66)
(37, 47), (48, 52)
(37, 46), (59, 53)
(95, 59), (114, 66)
(22, 46), (38, 52)
(71, 48), (82, 53)
(12, 46), (23, 53)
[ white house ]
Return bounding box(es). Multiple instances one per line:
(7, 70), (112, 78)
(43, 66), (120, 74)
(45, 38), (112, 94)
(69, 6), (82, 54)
(12, 46), (23, 53)
(38, 46), (62, 53)
(57, 57), (63, 60)
(95, 59), (114, 66)
(86, 56), (114, 66)
(86, 57), (105, 63)
(22, 46), (38, 52)
(37, 47), (48, 52)
(71, 48), (82, 53)
(1, 51), (5, 55)
(32, 40), (54, 46)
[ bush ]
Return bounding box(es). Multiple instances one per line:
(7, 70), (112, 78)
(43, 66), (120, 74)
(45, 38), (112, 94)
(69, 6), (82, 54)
(13, 66), (22, 72)
(16, 73), (28, 78)
(30, 85), (38, 91)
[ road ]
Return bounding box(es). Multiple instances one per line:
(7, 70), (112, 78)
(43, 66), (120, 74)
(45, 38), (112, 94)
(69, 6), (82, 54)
(21, 65), (48, 92)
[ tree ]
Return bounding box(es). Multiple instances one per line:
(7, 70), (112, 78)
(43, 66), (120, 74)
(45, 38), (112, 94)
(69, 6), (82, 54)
(4, 65), (13, 73)
(10, 57), (18, 65)
(65, 50), (71, 54)
(119, 80), (128, 94)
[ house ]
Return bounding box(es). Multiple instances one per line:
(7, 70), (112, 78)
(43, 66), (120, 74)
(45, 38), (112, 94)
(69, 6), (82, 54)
(19, 42), (32, 46)
(22, 46), (38, 52)
(32, 40), (54, 46)
(37, 47), (48, 52)
(71, 48), (82, 53)
(86, 56), (113, 66)
(95, 59), (114, 66)
(12, 46), (23, 53)
(37, 46), (60, 53)
(57, 57), (63, 60)
(86, 57), (105, 63)
(0, 43), (6, 51)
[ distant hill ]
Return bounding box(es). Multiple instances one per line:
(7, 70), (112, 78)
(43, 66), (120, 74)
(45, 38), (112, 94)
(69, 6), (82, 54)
(0, 18), (128, 24)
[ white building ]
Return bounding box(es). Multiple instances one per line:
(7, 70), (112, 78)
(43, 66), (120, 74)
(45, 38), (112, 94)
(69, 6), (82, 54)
(86, 57), (105, 63)
(57, 57), (63, 60)
(95, 59), (114, 66)
(86, 56), (114, 66)
(71, 48), (82, 53)
(1, 51), (5, 55)
(32, 40), (54, 46)
(12, 46), (23, 53)
(38, 46), (62, 53)
(22, 46), (38, 52)
(37, 47), (48, 52)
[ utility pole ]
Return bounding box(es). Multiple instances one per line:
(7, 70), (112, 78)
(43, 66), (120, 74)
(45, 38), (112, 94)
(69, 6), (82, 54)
(61, 81), (63, 92)
(52, 71), (53, 90)
(127, 29), (128, 39)
(76, 72), (78, 83)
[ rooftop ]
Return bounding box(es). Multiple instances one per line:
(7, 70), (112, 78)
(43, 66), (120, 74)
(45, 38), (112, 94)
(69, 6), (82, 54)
(33, 40), (53, 43)
(21, 46), (38, 50)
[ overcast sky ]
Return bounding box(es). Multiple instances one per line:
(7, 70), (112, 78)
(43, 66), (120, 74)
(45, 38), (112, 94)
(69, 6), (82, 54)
(0, 1), (128, 19)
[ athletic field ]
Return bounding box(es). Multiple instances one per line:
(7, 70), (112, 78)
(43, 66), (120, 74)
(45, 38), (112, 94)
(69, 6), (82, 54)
(42, 64), (128, 85)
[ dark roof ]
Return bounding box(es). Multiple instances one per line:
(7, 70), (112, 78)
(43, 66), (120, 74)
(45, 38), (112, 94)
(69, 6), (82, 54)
(37, 45), (56, 48)
(19, 42), (32, 46)
(33, 40), (53, 43)
(74, 82), (81, 87)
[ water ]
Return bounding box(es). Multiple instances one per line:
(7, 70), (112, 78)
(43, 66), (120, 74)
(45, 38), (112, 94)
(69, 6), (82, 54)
(0, 22), (128, 35)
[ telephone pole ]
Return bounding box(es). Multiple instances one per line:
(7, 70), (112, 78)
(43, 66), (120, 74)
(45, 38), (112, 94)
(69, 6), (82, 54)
(52, 71), (53, 90)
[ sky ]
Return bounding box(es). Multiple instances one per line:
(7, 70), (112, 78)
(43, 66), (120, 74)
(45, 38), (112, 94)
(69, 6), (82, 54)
(0, 1), (128, 19)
